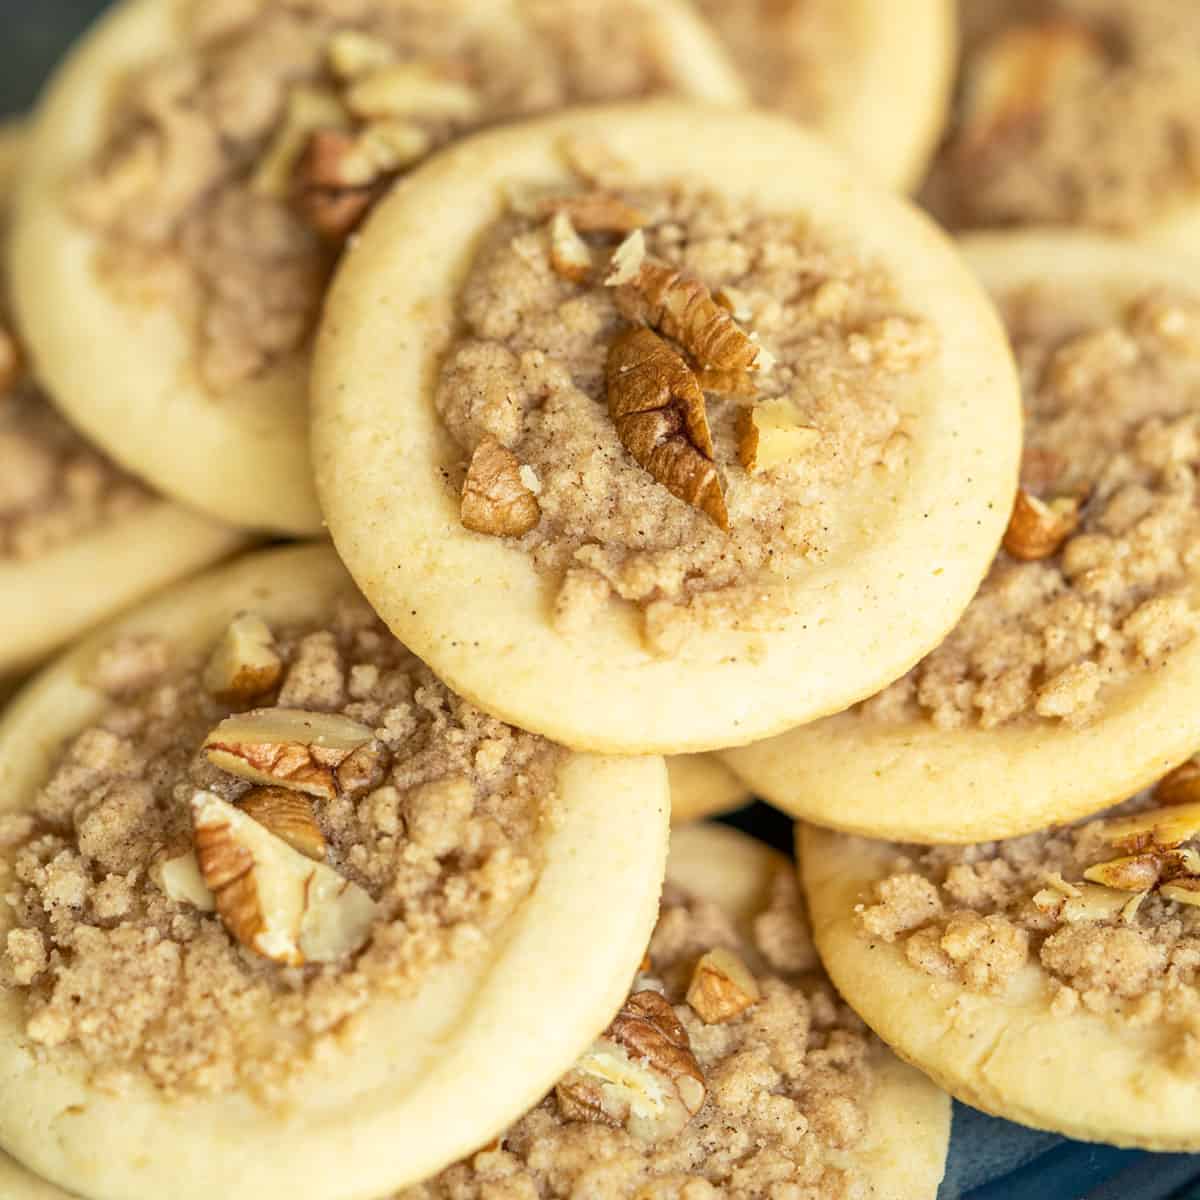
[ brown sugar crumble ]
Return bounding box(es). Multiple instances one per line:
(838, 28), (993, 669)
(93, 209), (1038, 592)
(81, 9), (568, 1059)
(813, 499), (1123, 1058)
(0, 596), (560, 1099)
(73, 0), (728, 392)
(857, 773), (1200, 1032)
(0, 331), (151, 561)
(923, 0), (1200, 232)
(862, 284), (1200, 730)
(403, 865), (879, 1200)
(437, 165), (936, 653)
(693, 0), (855, 127)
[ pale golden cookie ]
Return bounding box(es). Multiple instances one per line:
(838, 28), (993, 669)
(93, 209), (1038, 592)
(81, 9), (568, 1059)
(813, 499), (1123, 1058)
(693, 0), (956, 190)
(0, 544), (668, 1200)
(11, 0), (746, 535)
(313, 103), (1021, 755)
(0, 1154), (73, 1200)
(666, 754), (750, 823)
(725, 233), (1200, 842)
(801, 800), (1200, 1149)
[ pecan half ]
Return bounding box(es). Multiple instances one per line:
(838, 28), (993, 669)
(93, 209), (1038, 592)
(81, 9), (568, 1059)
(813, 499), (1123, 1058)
(460, 437), (541, 537)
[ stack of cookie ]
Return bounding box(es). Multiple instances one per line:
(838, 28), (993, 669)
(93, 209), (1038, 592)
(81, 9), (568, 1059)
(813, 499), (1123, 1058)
(0, 1), (1198, 1197)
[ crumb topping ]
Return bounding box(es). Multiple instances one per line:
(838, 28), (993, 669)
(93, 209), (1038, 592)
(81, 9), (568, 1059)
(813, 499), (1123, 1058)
(404, 865), (877, 1200)
(924, 0), (1200, 232)
(0, 333), (152, 561)
(863, 284), (1200, 730)
(693, 0), (854, 125)
(438, 170), (935, 654)
(857, 772), (1200, 1032)
(0, 596), (560, 1098)
(73, 0), (721, 392)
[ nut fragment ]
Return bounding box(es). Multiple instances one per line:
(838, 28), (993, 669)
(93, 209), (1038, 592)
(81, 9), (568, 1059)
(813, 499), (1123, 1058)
(686, 947), (761, 1023)
(556, 990), (705, 1142)
(958, 19), (1106, 156)
(345, 62), (479, 122)
(150, 849), (215, 912)
(252, 85), (349, 199)
(1161, 879), (1200, 908)
(1083, 853), (1166, 893)
(536, 192), (646, 234)
(204, 708), (375, 799)
(327, 29), (395, 80)
(293, 128), (378, 240)
(607, 328), (728, 530)
(191, 791), (376, 965)
(619, 258), (760, 371)
(1002, 490), (1081, 561)
(460, 437), (542, 538)
(237, 787), (327, 861)
(1060, 882), (1135, 923)
(202, 612), (282, 704)
(1101, 801), (1200, 853)
(604, 229), (646, 287)
(548, 210), (592, 283)
(1155, 759), (1200, 808)
(737, 402), (821, 473)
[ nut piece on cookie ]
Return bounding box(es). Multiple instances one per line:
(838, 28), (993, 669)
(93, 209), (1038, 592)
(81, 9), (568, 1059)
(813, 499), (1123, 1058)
(1083, 852), (1167, 893)
(737, 401), (821, 473)
(203, 708), (375, 799)
(237, 786), (327, 862)
(460, 437), (542, 537)
(1059, 881), (1140, 923)
(537, 192), (646, 235)
(1002, 489), (1081, 561)
(1161, 879), (1200, 908)
(191, 791), (376, 965)
(344, 62), (480, 122)
(1101, 801), (1200, 853)
(556, 989), (706, 1142)
(150, 848), (216, 912)
(548, 210), (593, 283)
(686, 947), (761, 1023)
(252, 85), (349, 199)
(202, 612), (283, 703)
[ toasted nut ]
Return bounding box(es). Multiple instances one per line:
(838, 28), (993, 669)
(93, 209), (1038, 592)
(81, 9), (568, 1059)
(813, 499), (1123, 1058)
(1060, 882), (1134, 923)
(1083, 853), (1164, 892)
(548, 210), (593, 283)
(333, 121), (431, 188)
(204, 708), (375, 799)
(237, 787), (327, 861)
(293, 129), (377, 240)
(191, 791), (376, 965)
(604, 229), (646, 287)
(1101, 801), (1200, 853)
(737, 402), (820, 473)
(0, 327), (21, 394)
(150, 848), (215, 912)
(252, 85), (349, 199)
(1042, 871), (1082, 898)
(1002, 490), (1081, 560)
(327, 29), (395, 79)
(958, 19), (1106, 156)
(1161, 879), (1200, 908)
(556, 990), (705, 1142)
(345, 62), (480, 121)
(695, 369), (758, 398)
(202, 612), (282, 704)
(561, 136), (633, 188)
(607, 328), (727, 531)
(461, 437), (542, 538)
(1155, 759), (1200, 807)
(686, 947), (761, 1023)
(714, 286), (752, 322)
(536, 192), (646, 234)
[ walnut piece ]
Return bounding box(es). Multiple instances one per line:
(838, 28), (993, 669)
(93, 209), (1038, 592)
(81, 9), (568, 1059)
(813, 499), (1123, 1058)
(555, 990), (705, 1142)
(460, 437), (542, 537)
(957, 18), (1106, 157)
(536, 191), (646, 234)
(737, 401), (821, 473)
(619, 258), (760, 371)
(686, 947), (761, 1023)
(203, 708), (375, 799)
(607, 327), (728, 530)
(202, 612), (283, 704)
(293, 128), (379, 240)
(1155, 759), (1200, 807)
(1002, 490), (1081, 561)
(191, 791), (376, 965)
(150, 848), (216, 912)
(548, 210), (593, 283)
(1101, 801), (1200, 854)
(237, 786), (327, 862)
(252, 85), (349, 199)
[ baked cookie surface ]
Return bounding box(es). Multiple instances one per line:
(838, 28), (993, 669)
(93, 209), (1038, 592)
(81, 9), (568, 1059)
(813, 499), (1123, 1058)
(402, 822), (950, 1199)
(313, 103), (1021, 754)
(801, 773), (1200, 1148)
(0, 544), (668, 1200)
(11, 0), (746, 534)
(725, 233), (1200, 842)
(667, 754), (750, 823)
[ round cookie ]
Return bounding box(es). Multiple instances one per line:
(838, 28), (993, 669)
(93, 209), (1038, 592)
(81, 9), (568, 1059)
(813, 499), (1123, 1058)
(923, 0), (1200, 251)
(0, 1155), (73, 1200)
(313, 103), (1021, 754)
(10, 0), (747, 536)
(666, 754), (750, 823)
(0, 544), (668, 1200)
(0, 126), (245, 678)
(692, 0), (956, 190)
(801, 788), (1200, 1149)
(405, 822), (950, 1198)
(725, 233), (1200, 842)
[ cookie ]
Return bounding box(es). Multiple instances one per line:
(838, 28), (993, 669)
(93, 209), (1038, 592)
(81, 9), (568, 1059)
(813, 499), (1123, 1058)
(725, 232), (1200, 842)
(10, 0), (746, 535)
(403, 822), (950, 1198)
(801, 775), (1200, 1148)
(667, 754), (750, 823)
(0, 124), (245, 677)
(923, 0), (1200, 249)
(693, 0), (956, 189)
(0, 544), (668, 1200)
(0, 1155), (72, 1200)
(313, 103), (1021, 754)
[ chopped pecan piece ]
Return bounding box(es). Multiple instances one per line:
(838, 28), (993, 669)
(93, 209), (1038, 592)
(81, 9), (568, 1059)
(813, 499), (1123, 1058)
(687, 947), (761, 1023)
(1002, 489), (1080, 560)
(548, 210), (592, 283)
(237, 787), (327, 862)
(202, 612), (283, 704)
(1102, 801), (1200, 854)
(536, 191), (646, 234)
(737, 401), (820, 473)
(460, 437), (542, 538)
